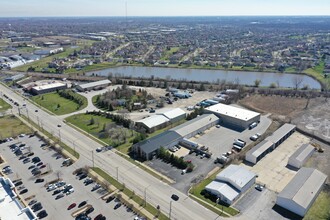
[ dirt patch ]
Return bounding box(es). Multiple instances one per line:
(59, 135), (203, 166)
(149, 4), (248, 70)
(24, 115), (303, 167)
(239, 94), (309, 116)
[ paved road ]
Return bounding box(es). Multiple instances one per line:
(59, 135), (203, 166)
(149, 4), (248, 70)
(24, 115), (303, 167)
(0, 84), (219, 220)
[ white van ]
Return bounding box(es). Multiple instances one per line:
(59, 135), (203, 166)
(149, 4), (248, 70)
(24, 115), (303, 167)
(249, 122), (258, 130)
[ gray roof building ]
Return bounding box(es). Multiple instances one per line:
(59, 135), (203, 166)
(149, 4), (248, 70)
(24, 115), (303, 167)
(288, 144), (315, 169)
(266, 123), (296, 146)
(76, 79), (111, 91)
(276, 168), (327, 217)
(245, 140), (275, 164)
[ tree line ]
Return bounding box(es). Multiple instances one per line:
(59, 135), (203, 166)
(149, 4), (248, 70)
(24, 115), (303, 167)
(58, 90), (85, 109)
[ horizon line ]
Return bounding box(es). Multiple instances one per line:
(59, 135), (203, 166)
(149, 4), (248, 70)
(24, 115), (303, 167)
(1, 15), (330, 19)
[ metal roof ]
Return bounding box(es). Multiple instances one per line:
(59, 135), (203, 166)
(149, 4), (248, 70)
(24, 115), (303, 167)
(32, 82), (66, 91)
(205, 181), (240, 201)
(156, 108), (186, 120)
(205, 103), (260, 122)
(289, 144), (315, 165)
(246, 140), (274, 159)
(278, 168), (327, 209)
(135, 130), (182, 154)
(266, 123), (296, 144)
(172, 114), (219, 137)
(216, 165), (256, 190)
(137, 115), (169, 129)
(78, 79), (111, 89)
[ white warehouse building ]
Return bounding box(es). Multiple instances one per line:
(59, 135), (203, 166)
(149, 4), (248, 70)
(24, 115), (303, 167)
(276, 168), (327, 217)
(205, 165), (256, 205)
(288, 144), (315, 169)
(204, 103), (260, 130)
(76, 79), (111, 92)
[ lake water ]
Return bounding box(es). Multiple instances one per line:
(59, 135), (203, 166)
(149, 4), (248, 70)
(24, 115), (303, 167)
(87, 66), (321, 89)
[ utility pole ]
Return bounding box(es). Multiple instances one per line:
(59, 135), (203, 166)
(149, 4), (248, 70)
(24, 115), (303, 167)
(116, 167), (119, 181)
(144, 185), (150, 207)
(92, 150), (94, 168)
(169, 200), (173, 220)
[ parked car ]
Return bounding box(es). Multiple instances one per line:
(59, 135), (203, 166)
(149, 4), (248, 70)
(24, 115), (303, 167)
(255, 184), (264, 191)
(35, 178), (44, 183)
(67, 203), (77, 210)
(37, 162), (43, 166)
(23, 158), (31, 164)
(106, 196), (115, 203)
(78, 201), (87, 208)
(85, 207), (94, 214)
(19, 188), (28, 194)
(55, 193), (64, 200)
(19, 155), (27, 160)
(114, 203), (122, 209)
(52, 189), (62, 195)
(37, 210), (48, 218)
(14, 181), (23, 187)
(28, 165), (36, 170)
(28, 199), (37, 206)
(79, 174), (88, 180)
(96, 147), (102, 152)
(91, 184), (101, 191)
(32, 157), (41, 163)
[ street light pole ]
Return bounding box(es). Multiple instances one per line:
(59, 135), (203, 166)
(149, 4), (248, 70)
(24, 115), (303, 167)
(169, 200), (173, 220)
(144, 185), (151, 207)
(116, 167), (119, 181)
(92, 150), (94, 168)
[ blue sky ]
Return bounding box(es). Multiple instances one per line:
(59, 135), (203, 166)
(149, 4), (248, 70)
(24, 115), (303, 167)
(1, 0), (330, 17)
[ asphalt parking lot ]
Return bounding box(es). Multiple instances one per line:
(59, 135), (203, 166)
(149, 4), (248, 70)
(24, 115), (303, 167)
(190, 115), (272, 158)
(146, 152), (217, 193)
(0, 135), (139, 220)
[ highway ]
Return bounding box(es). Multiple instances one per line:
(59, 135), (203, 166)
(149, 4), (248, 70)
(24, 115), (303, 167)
(0, 84), (220, 220)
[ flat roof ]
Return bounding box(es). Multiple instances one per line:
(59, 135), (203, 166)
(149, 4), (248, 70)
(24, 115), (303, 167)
(32, 82), (66, 91)
(0, 178), (35, 220)
(78, 79), (111, 89)
(157, 108), (186, 120)
(135, 130), (182, 154)
(266, 123), (296, 144)
(246, 140), (274, 159)
(172, 114), (219, 137)
(205, 181), (239, 201)
(137, 115), (169, 129)
(216, 164), (256, 190)
(289, 144), (315, 165)
(278, 168), (327, 209)
(205, 103), (260, 121)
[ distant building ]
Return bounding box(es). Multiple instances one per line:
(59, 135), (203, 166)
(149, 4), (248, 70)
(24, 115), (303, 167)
(156, 108), (186, 123)
(136, 115), (170, 133)
(31, 82), (67, 95)
(276, 168), (327, 217)
(204, 103), (260, 130)
(76, 79), (111, 92)
(205, 165), (256, 205)
(34, 48), (63, 56)
(0, 177), (37, 220)
(4, 73), (25, 82)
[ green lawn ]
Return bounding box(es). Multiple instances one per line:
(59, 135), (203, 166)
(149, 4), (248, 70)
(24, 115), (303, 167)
(0, 115), (32, 139)
(190, 170), (240, 216)
(0, 98), (12, 111)
(31, 92), (87, 115)
(304, 191), (330, 220)
(65, 113), (137, 147)
(160, 47), (179, 61)
(304, 60), (326, 85)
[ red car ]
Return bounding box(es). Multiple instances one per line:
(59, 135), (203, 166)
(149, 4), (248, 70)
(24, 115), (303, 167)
(67, 203), (76, 210)
(40, 164), (46, 169)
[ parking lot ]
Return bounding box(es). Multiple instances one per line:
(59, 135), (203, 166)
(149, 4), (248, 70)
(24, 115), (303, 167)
(190, 115), (272, 158)
(0, 135), (139, 220)
(241, 132), (310, 193)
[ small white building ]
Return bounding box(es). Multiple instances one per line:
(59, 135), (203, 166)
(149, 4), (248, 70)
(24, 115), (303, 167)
(288, 144), (315, 169)
(245, 140), (275, 164)
(156, 108), (186, 123)
(136, 115), (169, 133)
(205, 165), (256, 205)
(204, 103), (260, 130)
(276, 168), (327, 217)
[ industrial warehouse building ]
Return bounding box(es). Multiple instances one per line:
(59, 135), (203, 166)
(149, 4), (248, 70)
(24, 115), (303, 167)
(136, 115), (170, 133)
(76, 79), (111, 92)
(288, 144), (315, 169)
(205, 165), (256, 205)
(31, 82), (67, 95)
(136, 108), (186, 133)
(204, 103), (260, 130)
(245, 123), (296, 164)
(132, 114), (219, 160)
(276, 168), (327, 217)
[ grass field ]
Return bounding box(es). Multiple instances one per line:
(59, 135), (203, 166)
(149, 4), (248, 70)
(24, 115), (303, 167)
(189, 171), (240, 216)
(65, 113), (137, 147)
(0, 98), (12, 112)
(160, 47), (179, 61)
(31, 92), (87, 115)
(304, 191), (330, 220)
(0, 115), (32, 139)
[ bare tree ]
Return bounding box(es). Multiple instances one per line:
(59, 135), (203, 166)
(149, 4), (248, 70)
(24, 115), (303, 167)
(55, 171), (62, 180)
(292, 76), (304, 90)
